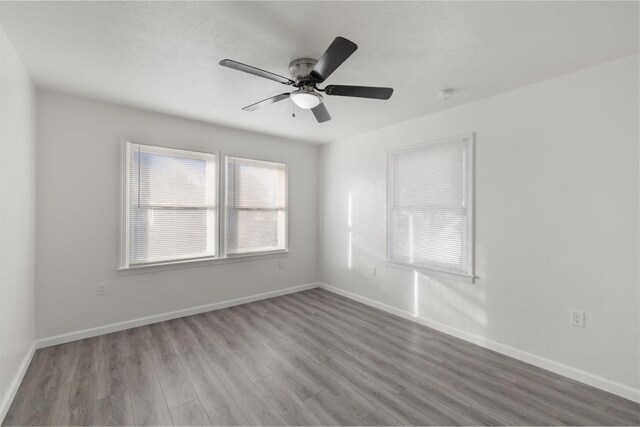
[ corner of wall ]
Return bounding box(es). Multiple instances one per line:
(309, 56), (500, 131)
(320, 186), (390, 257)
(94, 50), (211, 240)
(0, 24), (37, 423)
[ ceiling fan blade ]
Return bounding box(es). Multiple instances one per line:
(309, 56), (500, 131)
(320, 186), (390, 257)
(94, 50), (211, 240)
(310, 37), (358, 83)
(325, 85), (393, 100)
(242, 93), (291, 111)
(220, 59), (294, 85)
(311, 103), (331, 123)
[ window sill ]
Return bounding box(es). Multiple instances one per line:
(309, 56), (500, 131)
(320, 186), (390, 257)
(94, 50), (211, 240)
(226, 249), (289, 258)
(118, 250), (289, 275)
(385, 259), (475, 284)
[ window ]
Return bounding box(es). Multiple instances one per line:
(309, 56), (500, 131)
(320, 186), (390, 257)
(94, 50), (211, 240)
(123, 142), (217, 267)
(387, 134), (474, 280)
(225, 156), (287, 255)
(121, 142), (289, 269)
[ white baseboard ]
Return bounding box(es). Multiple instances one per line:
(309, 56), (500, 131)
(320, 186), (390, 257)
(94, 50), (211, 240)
(0, 342), (36, 424)
(36, 282), (319, 349)
(318, 282), (640, 403)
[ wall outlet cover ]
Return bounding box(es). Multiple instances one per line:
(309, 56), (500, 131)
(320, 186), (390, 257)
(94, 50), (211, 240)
(571, 310), (585, 327)
(96, 283), (108, 296)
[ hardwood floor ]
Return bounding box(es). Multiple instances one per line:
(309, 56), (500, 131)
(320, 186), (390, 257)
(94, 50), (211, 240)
(4, 288), (639, 426)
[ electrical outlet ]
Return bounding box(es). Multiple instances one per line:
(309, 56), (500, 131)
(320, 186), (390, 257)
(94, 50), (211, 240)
(371, 267), (377, 277)
(571, 310), (585, 327)
(96, 283), (108, 296)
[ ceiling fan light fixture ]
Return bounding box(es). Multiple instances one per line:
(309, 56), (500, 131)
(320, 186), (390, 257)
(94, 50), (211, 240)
(290, 89), (322, 110)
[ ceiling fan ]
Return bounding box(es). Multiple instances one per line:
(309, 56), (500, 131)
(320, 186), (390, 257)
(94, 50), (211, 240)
(219, 36), (393, 123)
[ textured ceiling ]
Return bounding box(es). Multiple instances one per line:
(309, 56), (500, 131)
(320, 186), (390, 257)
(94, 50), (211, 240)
(0, 1), (638, 143)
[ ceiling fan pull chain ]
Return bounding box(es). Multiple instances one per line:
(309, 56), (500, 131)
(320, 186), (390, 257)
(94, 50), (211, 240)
(292, 102), (296, 118)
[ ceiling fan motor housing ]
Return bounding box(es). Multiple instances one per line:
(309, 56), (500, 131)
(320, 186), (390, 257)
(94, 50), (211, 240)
(289, 58), (318, 83)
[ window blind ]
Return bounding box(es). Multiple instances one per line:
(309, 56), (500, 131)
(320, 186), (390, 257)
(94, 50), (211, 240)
(388, 136), (472, 275)
(225, 156), (286, 255)
(127, 143), (216, 265)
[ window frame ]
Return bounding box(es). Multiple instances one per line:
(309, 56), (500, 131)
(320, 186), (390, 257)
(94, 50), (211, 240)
(120, 140), (220, 269)
(386, 133), (475, 283)
(222, 154), (289, 258)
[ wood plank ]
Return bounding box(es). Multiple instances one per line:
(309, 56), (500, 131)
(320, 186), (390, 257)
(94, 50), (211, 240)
(178, 315), (231, 365)
(150, 349), (198, 410)
(95, 391), (134, 426)
(202, 311), (273, 382)
(146, 322), (198, 410)
(359, 408), (400, 426)
(96, 333), (130, 400)
(264, 297), (411, 393)
(123, 351), (173, 426)
(170, 399), (211, 426)
(253, 375), (323, 426)
(321, 356), (445, 426)
(65, 373), (98, 426)
(304, 389), (373, 426)
(229, 303), (328, 369)
(223, 308), (322, 400)
(177, 347), (249, 426)
(208, 358), (286, 426)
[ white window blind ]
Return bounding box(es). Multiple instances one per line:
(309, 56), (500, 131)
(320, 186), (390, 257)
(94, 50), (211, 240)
(388, 135), (473, 277)
(225, 156), (287, 255)
(125, 143), (216, 266)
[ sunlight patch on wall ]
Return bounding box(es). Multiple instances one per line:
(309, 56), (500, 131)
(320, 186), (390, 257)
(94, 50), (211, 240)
(413, 270), (419, 317)
(348, 193), (352, 228)
(348, 193), (352, 269)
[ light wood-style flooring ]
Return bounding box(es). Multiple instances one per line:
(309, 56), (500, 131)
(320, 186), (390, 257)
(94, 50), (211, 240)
(3, 288), (639, 426)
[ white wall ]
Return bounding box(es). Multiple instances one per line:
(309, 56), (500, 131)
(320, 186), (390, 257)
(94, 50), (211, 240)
(0, 27), (36, 420)
(36, 91), (319, 339)
(320, 55), (639, 400)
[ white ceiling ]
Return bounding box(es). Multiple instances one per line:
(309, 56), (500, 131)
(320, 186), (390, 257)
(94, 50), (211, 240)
(1, 1), (637, 144)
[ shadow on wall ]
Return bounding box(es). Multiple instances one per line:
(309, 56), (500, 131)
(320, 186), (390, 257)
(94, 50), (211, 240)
(414, 271), (487, 328)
